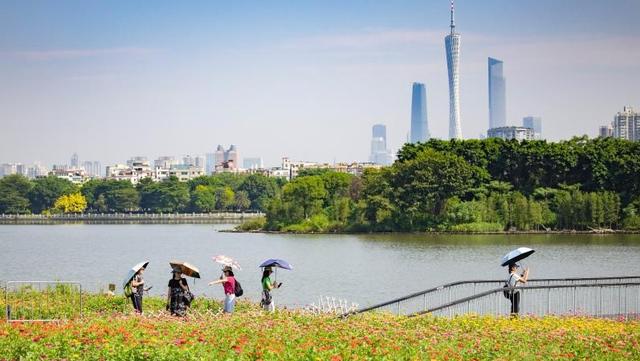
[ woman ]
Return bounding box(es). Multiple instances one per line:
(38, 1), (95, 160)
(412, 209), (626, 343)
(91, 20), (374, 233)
(167, 269), (190, 317)
(208, 266), (236, 314)
(507, 263), (529, 316)
(130, 267), (145, 314)
(260, 267), (281, 312)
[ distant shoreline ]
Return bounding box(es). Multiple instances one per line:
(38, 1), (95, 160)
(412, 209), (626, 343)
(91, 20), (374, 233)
(0, 212), (262, 225)
(223, 228), (640, 235)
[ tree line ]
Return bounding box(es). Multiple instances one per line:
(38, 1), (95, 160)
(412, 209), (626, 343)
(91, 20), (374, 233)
(261, 137), (640, 232)
(0, 173), (282, 215)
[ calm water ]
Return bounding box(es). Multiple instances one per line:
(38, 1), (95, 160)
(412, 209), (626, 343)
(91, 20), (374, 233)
(1, 224), (640, 308)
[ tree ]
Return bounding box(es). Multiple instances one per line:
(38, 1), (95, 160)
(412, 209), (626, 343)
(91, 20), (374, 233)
(53, 192), (87, 213)
(191, 185), (216, 212)
(0, 174), (33, 214)
(237, 174), (278, 211)
(139, 177), (189, 213)
(214, 186), (235, 210)
(233, 190), (251, 211)
(282, 176), (327, 219)
(28, 176), (76, 213)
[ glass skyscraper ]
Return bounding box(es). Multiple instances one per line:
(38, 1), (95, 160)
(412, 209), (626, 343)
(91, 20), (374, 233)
(522, 116), (542, 139)
(369, 124), (392, 165)
(488, 57), (506, 129)
(410, 83), (429, 143)
(445, 0), (462, 139)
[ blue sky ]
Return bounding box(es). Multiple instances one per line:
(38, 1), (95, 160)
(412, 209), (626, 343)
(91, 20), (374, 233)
(1, 0), (640, 167)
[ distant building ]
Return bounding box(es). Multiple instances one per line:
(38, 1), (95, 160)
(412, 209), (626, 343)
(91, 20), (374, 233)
(445, 0), (462, 139)
(166, 164), (205, 182)
(194, 155), (205, 171)
(410, 83), (429, 142)
(243, 157), (263, 170)
(81, 161), (102, 177)
(599, 124), (613, 138)
(522, 116), (542, 139)
(70, 153), (79, 169)
(369, 124), (393, 165)
(488, 57), (506, 129)
(50, 168), (88, 184)
(127, 156), (148, 168)
(205, 153), (216, 175)
(154, 156), (176, 169)
(612, 106), (640, 141)
(487, 126), (534, 141)
(271, 157), (383, 180)
(214, 145), (239, 171)
(27, 163), (48, 179)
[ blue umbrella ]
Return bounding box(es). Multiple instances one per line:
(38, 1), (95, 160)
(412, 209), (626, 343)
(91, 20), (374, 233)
(259, 259), (293, 270)
(122, 261), (149, 289)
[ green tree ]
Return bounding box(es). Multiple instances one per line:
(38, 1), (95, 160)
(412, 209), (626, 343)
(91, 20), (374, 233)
(282, 176), (327, 219)
(233, 190), (251, 211)
(139, 177), (189, 213)
(0, 174), (33, 214)
(215, 186), (235, 210)
(28, 176), (76, 214)
(237, 174), (278, 211)
(191, 185), (216, 212)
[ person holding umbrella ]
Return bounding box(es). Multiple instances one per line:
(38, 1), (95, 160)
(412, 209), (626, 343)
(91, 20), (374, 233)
(122, 261), (150, 314)
(261, 267), (281, 312)
(130, 267), (146, 314)
(167, 269), (190, 317)
(507, 263), (529, 316)
(208, 266), (237, 314)
(501, 247), (534, 317)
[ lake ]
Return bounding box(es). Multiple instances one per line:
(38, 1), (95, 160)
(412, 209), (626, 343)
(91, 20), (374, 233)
(1, 224), (639, 309)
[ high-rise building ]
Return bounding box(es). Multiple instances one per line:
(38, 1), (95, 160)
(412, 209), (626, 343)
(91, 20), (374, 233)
(369, 124), (393, 166)
(214, 145), (240, 171)
(612, 106), (640, 141)
(488, 57), (506, 129)
(410, 83), (429, 142)
(487, 126), (534, 141)
(599, 125), (613, 138)
(127, 156), (147, 167)
(445, 0), (462, 139)
(194, 155), (205, 171)
(243, 157), (264, 170)
(70, 153), (79, 169)
(205, 153), (216, 175)
(522, 116), (542, 139)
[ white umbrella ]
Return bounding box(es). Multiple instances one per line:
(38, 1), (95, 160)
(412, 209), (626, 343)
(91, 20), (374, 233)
(212, 255), (242, 270)
(501, 247), (535, 267)
(122, 261), (149, 289)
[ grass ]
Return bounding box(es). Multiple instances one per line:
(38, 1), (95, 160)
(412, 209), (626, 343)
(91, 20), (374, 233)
(1, 291), (639, 360)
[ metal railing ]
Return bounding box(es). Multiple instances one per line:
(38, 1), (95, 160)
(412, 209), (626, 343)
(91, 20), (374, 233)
(4, 281), (83, 322)
(351, 276), (640, 316)
(416, 282), (640, 319)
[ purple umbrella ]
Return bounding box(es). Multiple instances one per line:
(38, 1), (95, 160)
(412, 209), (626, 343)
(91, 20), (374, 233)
(259, 259), (293, 270)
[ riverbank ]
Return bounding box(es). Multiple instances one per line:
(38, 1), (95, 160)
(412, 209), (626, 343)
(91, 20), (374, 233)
(0, 212), (263, 225)
(1, 294), (638, 360)
(225, 227), (640, 235)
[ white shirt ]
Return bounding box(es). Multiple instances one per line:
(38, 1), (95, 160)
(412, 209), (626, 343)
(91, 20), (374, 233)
(507, 272), (522, 288)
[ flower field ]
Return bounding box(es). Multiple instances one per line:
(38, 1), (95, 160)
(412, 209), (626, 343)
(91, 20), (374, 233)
(0, 293), (639, 360)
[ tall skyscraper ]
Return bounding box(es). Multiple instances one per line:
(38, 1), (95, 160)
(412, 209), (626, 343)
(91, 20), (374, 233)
(488, 57), (506, 129)
(369, 124), (392, 165)
(445, 0), (462, 139)
(410, 83), (429, 142)
(522, 116), (542, 139)
(70, 153), (79, 169)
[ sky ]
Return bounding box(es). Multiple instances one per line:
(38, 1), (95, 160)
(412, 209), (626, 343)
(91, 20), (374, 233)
(1, 0), (640, 168)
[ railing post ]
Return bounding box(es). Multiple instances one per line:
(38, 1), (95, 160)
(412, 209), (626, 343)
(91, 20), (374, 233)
(547, 288), (551, 315)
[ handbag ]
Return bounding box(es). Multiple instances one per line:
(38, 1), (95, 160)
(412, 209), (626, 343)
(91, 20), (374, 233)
(183, 291), (195, 306)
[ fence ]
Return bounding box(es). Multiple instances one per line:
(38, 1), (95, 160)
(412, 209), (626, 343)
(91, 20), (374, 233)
(418, 282), (640, 319)
(0, 212), (263, 224)
(351, 276), (640, 317)
(4, 281), (83, 322)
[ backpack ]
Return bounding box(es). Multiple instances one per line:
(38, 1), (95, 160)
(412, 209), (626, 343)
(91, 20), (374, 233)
(503, 274), (514, 299)
(234, 279), (244, 297)
(124, 282), (133, 297)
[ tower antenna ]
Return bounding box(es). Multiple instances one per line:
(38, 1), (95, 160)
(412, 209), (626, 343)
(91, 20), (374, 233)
(450, 0), (456, 34)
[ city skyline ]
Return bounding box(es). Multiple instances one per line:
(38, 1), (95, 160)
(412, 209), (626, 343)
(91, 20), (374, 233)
(2, 1), (640, 167)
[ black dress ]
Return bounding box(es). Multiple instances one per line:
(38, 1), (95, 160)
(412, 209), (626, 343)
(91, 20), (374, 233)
(168, 278), (188, 316)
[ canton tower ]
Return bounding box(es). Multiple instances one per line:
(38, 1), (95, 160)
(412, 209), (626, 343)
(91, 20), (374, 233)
(445, 0), (462, 139)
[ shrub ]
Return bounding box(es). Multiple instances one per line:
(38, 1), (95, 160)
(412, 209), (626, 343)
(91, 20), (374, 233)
(448, 222), (505, 232)
(235, 216), (266, 231)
